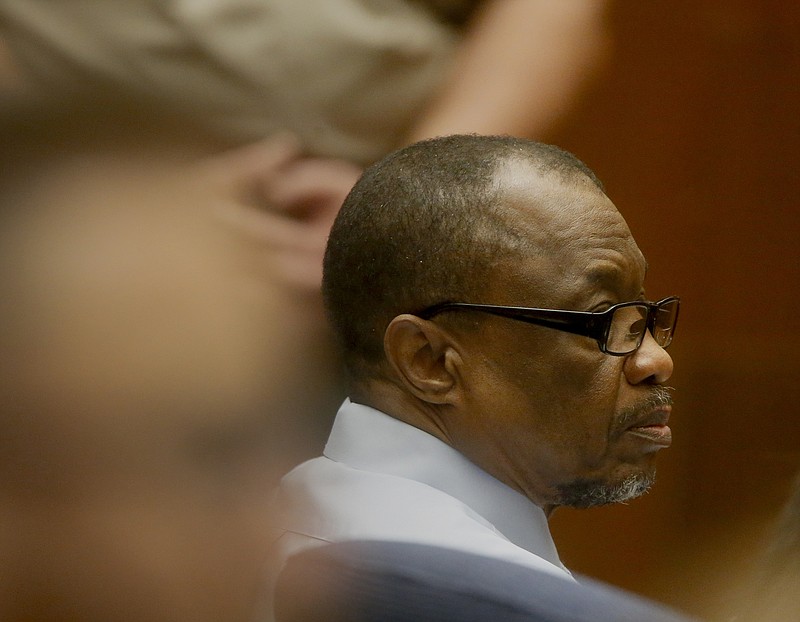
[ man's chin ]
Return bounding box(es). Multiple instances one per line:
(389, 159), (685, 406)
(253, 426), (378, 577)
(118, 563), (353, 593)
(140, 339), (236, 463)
(554, 471), (655, 509)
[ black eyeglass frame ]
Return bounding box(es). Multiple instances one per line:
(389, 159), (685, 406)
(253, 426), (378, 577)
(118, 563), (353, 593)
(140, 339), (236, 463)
(416, 296), (680, 356)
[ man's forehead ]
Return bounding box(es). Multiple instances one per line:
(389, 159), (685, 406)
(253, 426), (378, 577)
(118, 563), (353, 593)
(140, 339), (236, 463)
(484, 159), (646, 304)
(490, 158), (627, 242)
(585, 255), (649, 287)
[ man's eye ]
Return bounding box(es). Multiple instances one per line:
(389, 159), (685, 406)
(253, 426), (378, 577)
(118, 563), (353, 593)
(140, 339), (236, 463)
(626, 319), (646, 339)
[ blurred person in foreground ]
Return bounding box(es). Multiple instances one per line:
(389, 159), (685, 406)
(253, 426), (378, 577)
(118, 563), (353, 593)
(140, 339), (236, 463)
(0, 2), (611, 458)
(271, 134), (682, 607)
(0, 1), (609, 164)
(0, 98), (310, 622)
(0, 0), (611, 314)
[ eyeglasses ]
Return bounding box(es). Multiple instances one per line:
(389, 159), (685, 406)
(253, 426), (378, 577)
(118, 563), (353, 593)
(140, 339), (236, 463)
(416, 296), (680, 356)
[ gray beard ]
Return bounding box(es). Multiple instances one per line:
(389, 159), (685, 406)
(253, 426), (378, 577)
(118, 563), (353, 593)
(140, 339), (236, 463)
(554, 471), (655, 509)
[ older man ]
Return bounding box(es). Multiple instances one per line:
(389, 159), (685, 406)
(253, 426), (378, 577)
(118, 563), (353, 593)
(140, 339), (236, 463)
(271, 134), (679, 580)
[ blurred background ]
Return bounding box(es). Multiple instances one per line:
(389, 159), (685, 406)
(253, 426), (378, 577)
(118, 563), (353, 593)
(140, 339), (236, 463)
(2, 1), (798, 620)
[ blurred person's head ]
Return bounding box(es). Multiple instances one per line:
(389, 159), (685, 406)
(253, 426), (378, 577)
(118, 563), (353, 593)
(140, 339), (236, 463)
(0, 96), (303, 622)
(323, 134), (678, 516)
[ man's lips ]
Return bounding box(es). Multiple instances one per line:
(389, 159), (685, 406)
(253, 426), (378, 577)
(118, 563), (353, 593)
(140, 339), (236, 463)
(625, 406), (673, 447)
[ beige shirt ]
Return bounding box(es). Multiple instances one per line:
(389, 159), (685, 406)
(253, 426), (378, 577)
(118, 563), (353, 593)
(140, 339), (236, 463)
(1, 0), (480, 164)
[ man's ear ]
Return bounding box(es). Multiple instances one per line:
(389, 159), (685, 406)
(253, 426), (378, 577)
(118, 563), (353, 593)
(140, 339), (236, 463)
(383, 314), (462, 405)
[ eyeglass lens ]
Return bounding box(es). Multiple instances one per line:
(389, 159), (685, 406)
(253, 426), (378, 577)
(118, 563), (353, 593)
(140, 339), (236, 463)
(606, 300), (678, 354)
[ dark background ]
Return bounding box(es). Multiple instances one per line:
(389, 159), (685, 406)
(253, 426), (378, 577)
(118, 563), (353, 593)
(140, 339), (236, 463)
(546, 1), (800, 618)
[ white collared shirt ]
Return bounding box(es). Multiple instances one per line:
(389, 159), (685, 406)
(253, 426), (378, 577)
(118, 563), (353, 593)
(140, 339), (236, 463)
(271, 399), (573, 580)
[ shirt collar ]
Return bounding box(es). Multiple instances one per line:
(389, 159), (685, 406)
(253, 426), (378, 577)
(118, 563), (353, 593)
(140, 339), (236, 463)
(323, 399), (564, 570)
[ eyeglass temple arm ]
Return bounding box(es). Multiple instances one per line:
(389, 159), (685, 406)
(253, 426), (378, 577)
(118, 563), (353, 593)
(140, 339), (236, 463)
(419, 303), (607, 341)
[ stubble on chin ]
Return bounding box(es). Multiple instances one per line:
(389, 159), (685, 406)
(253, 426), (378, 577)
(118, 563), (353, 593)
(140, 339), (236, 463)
(554, 471), (655, 509)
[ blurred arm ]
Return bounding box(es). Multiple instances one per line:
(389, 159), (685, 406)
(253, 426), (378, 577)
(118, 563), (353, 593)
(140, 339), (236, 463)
(408, 0), (611, 141)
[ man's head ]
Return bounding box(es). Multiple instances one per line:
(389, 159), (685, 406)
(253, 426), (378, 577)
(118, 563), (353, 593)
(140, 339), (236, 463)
(322, 134), (676, 515)
(0, 98), (306, 622)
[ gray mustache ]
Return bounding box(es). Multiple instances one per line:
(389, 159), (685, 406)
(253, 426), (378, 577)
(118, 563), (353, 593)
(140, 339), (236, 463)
(616, 386), (675, 430)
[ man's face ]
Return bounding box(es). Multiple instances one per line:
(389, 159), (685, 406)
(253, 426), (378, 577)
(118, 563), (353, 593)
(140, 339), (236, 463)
(445, 162), (674, 514)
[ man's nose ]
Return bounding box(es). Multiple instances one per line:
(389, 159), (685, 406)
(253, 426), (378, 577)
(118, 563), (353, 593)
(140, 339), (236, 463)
(623, 330), (674, 385)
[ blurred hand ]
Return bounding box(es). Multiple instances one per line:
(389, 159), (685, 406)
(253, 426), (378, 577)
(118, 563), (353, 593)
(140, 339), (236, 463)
(199, 135), (362, 293)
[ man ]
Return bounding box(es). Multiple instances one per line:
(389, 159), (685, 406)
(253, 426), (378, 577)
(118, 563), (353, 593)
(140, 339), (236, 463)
(271, 134), (679, 582)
